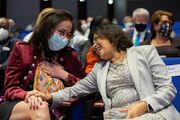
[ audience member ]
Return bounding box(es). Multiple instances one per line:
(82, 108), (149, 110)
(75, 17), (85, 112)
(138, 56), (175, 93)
(122, 15), (134, 31)
(80, 16), (109, 73)
(127, 8), (151, 46)
(8, 18), (16, 37)
(0, 17), (18, 96)
(80, 15), (109, 73)
(0, 9), (86, 120)
(69, 19), (89, 55)
(140, 10), (180, 57)
(28, 23), (179, 120)
(86, 16), (93, 27)
(112, 17), (118, 24)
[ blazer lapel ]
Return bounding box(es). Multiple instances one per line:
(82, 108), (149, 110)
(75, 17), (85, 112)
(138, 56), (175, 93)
(98, 61), (110, 96)
(127, 48), (143, 99)
(97, 61), (111, 109)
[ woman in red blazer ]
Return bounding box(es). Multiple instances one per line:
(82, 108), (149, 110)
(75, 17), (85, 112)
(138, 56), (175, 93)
(0, 9), (86, 120)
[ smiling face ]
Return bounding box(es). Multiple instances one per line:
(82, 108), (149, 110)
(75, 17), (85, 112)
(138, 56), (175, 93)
(92, 34), (117, 60)
(91, 24), (133, 61)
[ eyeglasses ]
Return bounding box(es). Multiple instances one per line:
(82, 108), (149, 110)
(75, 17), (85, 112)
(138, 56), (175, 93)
(57, 28), (73, 39)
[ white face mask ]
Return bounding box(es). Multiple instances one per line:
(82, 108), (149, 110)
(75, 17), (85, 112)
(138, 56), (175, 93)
(0, 28), (9, 41)
(48, 33), (69, 51)
(81, 23), (89, 32)
(124, 22), (134, 29)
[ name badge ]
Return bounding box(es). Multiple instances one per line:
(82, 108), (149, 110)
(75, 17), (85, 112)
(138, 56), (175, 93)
(167, 64), (180, 77)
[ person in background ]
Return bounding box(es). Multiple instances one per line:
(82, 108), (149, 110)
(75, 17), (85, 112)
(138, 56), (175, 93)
(122, 15), (134, 31)
(140, 10), (180, 57)
(86, 16), (93, 27)
(0, 9), (86, 120)
(23, 7), (55, 42)
(69, 19), (89, 56)
(80, 15), (109, 73)
(8, 18), (16, 37)
(0, 17), (18, 96)
(112, 17), (118, 24)
(127, 8), (151, 46)
(27, 23), (179, 120)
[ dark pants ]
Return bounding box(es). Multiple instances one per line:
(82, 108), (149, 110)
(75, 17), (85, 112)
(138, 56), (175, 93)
(0, 70), (5, 96)
(0, 101), (19, 120)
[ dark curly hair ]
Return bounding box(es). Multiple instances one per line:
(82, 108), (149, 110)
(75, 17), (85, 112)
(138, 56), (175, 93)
(94, 23), (133, 51)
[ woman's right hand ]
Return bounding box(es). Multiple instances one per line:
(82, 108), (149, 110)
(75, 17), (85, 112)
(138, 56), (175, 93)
(40, 61), (69, 81)
(26, 95), (43, 110)
(25, 90), (40, 103)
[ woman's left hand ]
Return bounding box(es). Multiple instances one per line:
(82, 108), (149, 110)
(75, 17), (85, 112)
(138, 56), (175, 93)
(118, 101), (148, 119)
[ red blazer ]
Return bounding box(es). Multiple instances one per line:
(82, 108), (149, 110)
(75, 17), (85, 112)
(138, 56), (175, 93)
(2, 41), (86, 101)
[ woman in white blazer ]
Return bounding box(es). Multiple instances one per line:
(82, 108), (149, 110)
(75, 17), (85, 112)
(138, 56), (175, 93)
(28, 23), (179, 120)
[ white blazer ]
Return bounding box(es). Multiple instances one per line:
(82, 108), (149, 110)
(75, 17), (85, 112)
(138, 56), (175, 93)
(52, 45), (180, 120)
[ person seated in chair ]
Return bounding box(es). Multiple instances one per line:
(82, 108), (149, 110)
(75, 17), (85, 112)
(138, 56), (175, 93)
(0, 17), (18, 96)
(140, 10), (180, 57)
(0, 9), (86, 120)
(27, 23), (179, 120)
(127, 8), (151, 46)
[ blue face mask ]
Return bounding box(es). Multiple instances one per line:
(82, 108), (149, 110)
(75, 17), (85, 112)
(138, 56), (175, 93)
(48, 33), (69, 51)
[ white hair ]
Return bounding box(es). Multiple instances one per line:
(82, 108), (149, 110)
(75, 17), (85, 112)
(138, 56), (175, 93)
(132, 8), (149, 19)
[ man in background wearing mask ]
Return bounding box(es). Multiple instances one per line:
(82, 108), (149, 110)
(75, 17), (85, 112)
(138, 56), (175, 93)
(0, 17), (18, 95)
(127, 8), (151, 46)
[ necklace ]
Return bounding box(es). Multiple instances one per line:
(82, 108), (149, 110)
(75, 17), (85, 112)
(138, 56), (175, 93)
(151, 38), (171, 46)
(112, 51), (127, 64)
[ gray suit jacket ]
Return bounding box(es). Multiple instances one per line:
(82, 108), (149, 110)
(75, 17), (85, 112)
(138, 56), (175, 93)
(52, 45), (180, 120)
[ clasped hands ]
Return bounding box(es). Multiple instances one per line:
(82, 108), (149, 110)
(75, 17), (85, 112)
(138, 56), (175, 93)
(25, 90), (52, 110)
(25, 90), (148, 119)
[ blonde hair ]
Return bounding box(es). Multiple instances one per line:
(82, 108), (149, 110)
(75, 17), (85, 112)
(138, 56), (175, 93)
(35, 7), (56, 27)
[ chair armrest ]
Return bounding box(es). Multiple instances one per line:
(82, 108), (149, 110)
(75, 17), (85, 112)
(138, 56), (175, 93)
(60, 97), (81, 107)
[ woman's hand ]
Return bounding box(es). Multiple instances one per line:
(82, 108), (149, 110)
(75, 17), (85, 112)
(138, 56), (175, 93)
(40, 61), (69, 81)
(26, 95), (43, 110)
(25, 90), (52, 108)
(118, 101), (148, 119)
(33, 92), (53, 103)
(25, 90), (40, 103)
